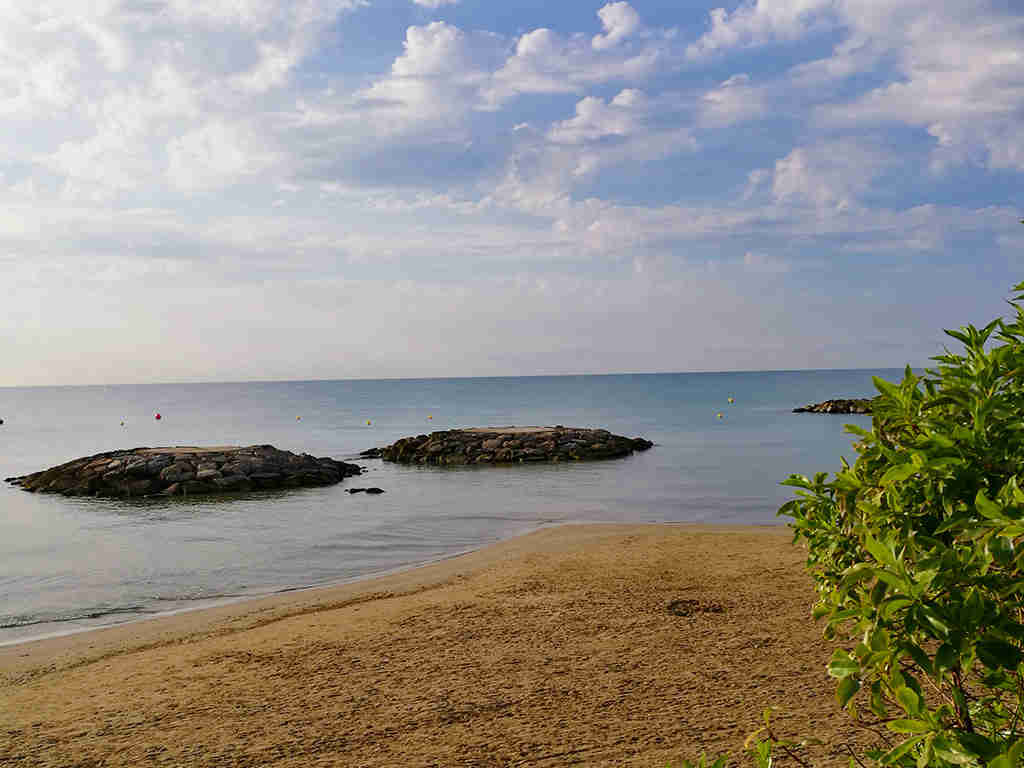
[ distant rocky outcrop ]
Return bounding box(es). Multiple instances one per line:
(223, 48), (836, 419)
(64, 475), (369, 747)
(360, 427), (654, 466)
(5, 445), (362, 498)
(793, 398), (876, 414)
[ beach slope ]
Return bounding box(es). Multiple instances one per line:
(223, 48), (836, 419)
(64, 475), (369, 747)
(0, 524), (864, 767)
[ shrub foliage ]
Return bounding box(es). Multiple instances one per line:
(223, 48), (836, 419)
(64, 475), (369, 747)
(780, 284), (1024, 767)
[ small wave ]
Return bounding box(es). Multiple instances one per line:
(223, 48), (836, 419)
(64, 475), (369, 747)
(0, 604), (157, 630)
(149, 592), (248, 602)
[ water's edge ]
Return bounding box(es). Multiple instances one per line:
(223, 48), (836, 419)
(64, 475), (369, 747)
(1, 518), (790, 647)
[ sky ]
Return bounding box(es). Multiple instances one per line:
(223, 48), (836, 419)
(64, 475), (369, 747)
(1, 0), (1022, 386)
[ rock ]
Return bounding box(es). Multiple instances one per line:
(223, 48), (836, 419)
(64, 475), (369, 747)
(160, 463), (195, 483)
(7, 445), (363, 499)
(213, 475), (251, 491)
(793, 398), (875, 414)
(363, 427), (654, 466)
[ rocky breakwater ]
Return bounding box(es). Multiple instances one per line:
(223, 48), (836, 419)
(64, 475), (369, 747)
(5, 445), (362, 498)
(793, 398), (875, 414)
(360, 426), (654, 465)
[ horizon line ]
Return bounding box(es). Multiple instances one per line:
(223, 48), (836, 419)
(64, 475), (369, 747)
(0, 365), (926, 390)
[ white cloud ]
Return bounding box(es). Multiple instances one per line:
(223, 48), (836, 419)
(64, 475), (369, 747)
(700, 72), (767, 126)
(483, 4), (676, 107)
(0, 0), (1020, 385)
(687, 0), (836, 60)
(593, 2), (642, 50)
(766, 141), (884, 211)
(166, 121), (279, 192)
(347, 22), (505, 137)
(740, 0), (1024, 172)
(496, 88), (695, 209)
(548, 91), (645, 144)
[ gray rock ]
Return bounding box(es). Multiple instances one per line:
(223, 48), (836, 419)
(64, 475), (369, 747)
(364, 427), (653, 466)
(160, 463), (195, 483)
(8, 445), (362, 498)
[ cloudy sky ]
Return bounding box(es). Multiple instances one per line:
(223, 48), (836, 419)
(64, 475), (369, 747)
(1, 0), (1022, 386)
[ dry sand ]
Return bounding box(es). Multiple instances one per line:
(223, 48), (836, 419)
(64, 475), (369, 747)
(0, 524), (872, 767)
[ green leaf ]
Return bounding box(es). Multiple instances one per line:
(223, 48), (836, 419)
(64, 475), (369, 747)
(870, 680), (888, 717)
(869, 628), (890, 652)
(924, 456), (964, 471)
(902, 642), (933, 674)
(870, 578), (889, 606)
(889, 718), (930, 733)
(932, 736), (976, 765)
(873, 376), (900, 398)
(880, 597), (913, 620)
(934, 643), (959, 674)
(895, 686), (921, 716)
(959, 733), (999, 761)
(881, 463), (918, 486)
(839, 564), (875, 592)
(976, 490), (1004, 520)
(837, 675), (860, 706)
(976, 637), (1024, 670)
(866, 534), (896, 567)
(917, 737), (934, 768)
(962, 588), (985, 626)
(845, 424), (873, 438)
(828, 650), (859, 678)
(918, 605), (951, 638)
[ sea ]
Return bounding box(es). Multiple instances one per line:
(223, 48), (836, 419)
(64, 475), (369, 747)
(0, 369), (895, 645)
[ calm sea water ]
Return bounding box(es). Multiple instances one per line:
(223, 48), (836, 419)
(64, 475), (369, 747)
(0, 370), (894, 644)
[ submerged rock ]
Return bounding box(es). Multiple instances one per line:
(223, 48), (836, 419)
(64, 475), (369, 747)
(361, 426), (654, 466)
(793, 398), (875, 414)
(6, 445), (363, 498)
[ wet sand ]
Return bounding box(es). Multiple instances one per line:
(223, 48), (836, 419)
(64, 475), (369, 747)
(0, 524), (868, 766)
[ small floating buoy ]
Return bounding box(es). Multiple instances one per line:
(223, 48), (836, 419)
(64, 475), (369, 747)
(427, 414), (433, 420)
(366, 420), (372, 425)
(0, 418), (4, 425)
(716, 412), (724, 420)
(120, 421), (125, 427)
(296, 416), (302, 420)
(155, 413), (162, 421)
(727, 397), (735, 404)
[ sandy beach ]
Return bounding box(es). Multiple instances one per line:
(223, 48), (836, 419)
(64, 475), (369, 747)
(0, 524), (867, 767)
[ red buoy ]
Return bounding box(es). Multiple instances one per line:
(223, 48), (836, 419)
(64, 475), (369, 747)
(155, 413), (162, 420)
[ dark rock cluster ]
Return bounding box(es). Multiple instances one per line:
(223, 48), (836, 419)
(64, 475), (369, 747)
(793, 398), (875, 414)
(5, 445), (362, 498)
(360, 427), (654, 465)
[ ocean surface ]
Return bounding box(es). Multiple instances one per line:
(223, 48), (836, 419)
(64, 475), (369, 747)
(0, 370), (894, 645)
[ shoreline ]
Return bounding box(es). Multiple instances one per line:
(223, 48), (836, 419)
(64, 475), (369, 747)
(0, 518), (552, 649)
(0, 517), (786, 649)
(1, 522), (868, 767)
(0, 520), (771, 658)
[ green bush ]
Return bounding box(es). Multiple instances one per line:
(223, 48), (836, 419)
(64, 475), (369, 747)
(780, 283), (1024, 767)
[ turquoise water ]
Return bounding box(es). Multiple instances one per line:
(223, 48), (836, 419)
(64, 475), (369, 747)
(0, 370), (893, 644)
